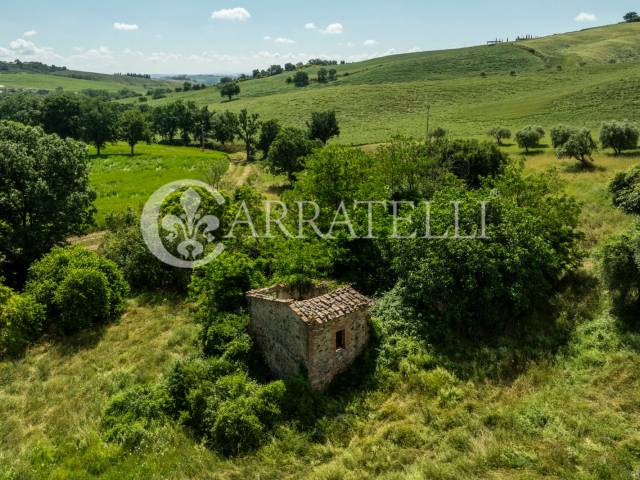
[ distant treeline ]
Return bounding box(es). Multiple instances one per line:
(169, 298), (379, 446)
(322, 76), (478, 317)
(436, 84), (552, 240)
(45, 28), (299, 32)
(0, 59), (67, 74)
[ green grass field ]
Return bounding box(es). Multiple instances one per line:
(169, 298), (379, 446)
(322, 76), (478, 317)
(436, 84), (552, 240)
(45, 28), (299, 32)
(89, 143), (229, 226)
(0, 71), (173, 93)
(135, 23), (640, 144)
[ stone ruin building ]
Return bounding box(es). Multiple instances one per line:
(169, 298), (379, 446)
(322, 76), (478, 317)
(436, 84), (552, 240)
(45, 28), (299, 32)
(246, 284), (371, 390)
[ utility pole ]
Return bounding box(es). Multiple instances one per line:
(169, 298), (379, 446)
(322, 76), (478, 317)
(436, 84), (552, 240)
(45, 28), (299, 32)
(425, 104), (431, 142)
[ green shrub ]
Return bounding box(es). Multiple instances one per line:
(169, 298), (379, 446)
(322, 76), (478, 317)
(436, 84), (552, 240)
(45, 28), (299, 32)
(0, 291), (45, 357)
(210, 397), (265, 455)
(557, 128), (597, 167)
(26, 246), (128, 333)
(199, 311), (252, 361)
(102, 385), (170, 451)
(601, 230), (640, 311)
(609, 165), (640, 215)
(189, 252), (264, 312)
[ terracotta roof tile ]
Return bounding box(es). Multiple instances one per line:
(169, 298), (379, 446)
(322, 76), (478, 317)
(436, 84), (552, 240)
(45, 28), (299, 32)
(289, 287), (372, 324)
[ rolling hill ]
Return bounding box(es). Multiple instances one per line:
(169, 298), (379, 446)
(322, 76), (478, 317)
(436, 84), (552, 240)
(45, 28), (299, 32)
(137, 22), (640, 144)
(0, 66), (175, 94)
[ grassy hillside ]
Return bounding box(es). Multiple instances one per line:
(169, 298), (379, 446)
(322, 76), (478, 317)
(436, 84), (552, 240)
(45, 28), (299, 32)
(0, 70), (173, 93)
(137, 23), (640, 144)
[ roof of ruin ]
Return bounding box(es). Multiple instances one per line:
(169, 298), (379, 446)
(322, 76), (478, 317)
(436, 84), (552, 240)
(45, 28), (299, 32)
(289, 286), (372, 325)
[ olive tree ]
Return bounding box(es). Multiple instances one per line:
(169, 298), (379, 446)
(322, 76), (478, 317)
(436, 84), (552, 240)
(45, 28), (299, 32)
(515, 126), (545, 152)
(550, 125), (578, 148)
(487, 126), (511, 145)
(600, 120), (639, 155)
(557, 129), (597, 167)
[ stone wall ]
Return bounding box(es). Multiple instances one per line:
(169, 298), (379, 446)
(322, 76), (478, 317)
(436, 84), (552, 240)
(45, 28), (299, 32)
(247, 294), (309, 380)
(307, 310), (369, 390)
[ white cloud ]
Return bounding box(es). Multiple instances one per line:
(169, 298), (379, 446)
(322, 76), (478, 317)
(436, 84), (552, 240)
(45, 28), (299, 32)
(575, 12), (597, 22)
(363, 39), (377, 46)
(263, 35), (272, 40)
(23, 30), (37, 37)
(321, 23), (343, 34)
(274, 37), (296, 44)
(211, 7), (251, 21)
(304, 23), (317, 30)
(71, 46), (113, 60)
(113, 22), (139, 31)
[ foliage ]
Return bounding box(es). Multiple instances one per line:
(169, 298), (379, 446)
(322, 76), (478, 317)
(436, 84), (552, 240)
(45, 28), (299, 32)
(199, 311), (252, 362)
(189, 252), (264, 312)
(267, 127), (320, 181)
(550, 125), (578, 148)
(601, 228), (640, 312)
(557, 128), (597, 167)
(42, 92), (83, 139)
(609, 165), (640, 215)
(307, 111), (340, 144)
(220, 82), (240, 101)
(431, 138), (509, 188)
(257, 119), (281, 155)
(0, 288), (45, 357)
(238, 109), (260, 161)
(81, 98), (119, 155)
(292, 71), (309, 87)
(487, 126), (511, 145)
(599, 120), (639, 155)
(393, 164), (583, 337)
(515, 126), (545, 152)
(119, 108), (150, 155)
(0, 121), (96, 283)
(212, 111), (239, 145)
(26, 246), (129, 333)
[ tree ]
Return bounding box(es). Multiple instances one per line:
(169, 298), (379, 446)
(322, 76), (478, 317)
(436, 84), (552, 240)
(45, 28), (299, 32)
(267, 127), (320, 181)
(307, 110), (340, 144)
(0, 121), (96, 284)
(487, 126), (511, 145)
(212, 111), (239, 146)
(550, 125), (578, 148)
(624, 11), (640, 22)
(238, 109), (260, 162)
(317, 68), (328, 83)
(557, 129), (597, 167)
(600, 120), (639, 155)
(42, 93), (83, 139)
(220, 82), (240, 101)
(515, 126), (544, 152)
(328, 69), (337, 81)
(394, 164), (582, 337)
(173, 100), (196, 146)
(432, 139), (509, 188)
(120, 108), (150, 156)
(257, 119), (281, 155)
(194, 106), (214, 149)
(0, 285), (45, 357)
(284, 62), (296, 72)
(0, 92), (44, 126)
(80, 98), (118, 155)
(152, 104), (179, 142)
(293, 71), (309, 87)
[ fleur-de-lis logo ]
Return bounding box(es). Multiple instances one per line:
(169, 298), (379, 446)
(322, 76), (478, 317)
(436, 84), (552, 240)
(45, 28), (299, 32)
(141, 180), (226, 269)
(161, 188), (220, 259)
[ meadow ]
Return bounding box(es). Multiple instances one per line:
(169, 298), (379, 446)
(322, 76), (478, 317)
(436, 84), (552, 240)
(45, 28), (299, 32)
(133, 23), (640, 144)
(0, 71), (170, 93)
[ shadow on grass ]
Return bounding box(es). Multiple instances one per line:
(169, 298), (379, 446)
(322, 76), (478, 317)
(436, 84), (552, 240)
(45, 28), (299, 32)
(562, 162), (606, 173)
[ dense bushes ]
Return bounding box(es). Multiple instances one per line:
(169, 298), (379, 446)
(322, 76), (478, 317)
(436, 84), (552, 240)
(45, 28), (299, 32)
(26, 246), (128, 333)
(0, 285), (45, 357)
(392, 164), (582, 336)
(609, 165), (640, 215)
(601, 229), (640, 313)
(189, 252), (264, 312)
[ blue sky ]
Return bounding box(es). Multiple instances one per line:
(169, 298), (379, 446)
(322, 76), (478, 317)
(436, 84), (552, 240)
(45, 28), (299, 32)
(0, 1), (637, 74)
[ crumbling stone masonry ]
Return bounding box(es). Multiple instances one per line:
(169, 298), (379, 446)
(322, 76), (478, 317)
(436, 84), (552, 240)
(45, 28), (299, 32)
(246, 284), (371, 390)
